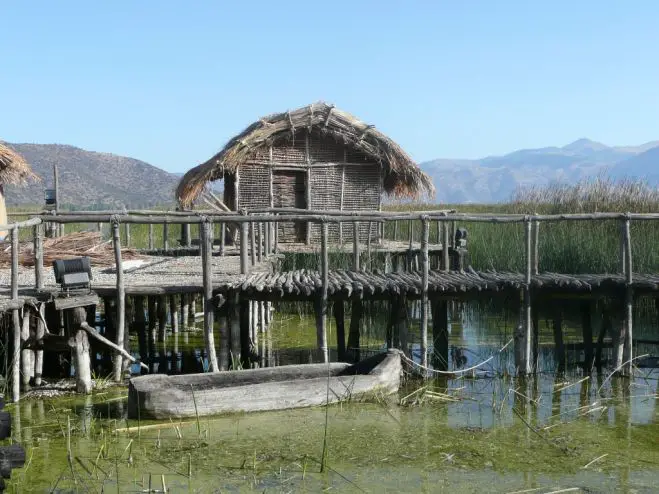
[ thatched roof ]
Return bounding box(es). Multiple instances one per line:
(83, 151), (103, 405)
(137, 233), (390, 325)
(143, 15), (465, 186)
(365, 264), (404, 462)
(176, 102), (435, 208)
(0, 142), (40, 185)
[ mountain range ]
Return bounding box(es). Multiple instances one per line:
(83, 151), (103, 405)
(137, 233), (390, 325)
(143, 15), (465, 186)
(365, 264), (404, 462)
(2, 139), (658, 207)
(420, 138), (659, 203)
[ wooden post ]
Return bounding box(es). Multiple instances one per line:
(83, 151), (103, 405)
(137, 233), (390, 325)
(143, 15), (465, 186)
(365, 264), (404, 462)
(229, 293), (241, 366)
(170, 295), (179, 334)
(111, 221), (126, 382)
(148, 224), (154, 250)
(334, 301), (346, 361)
(217, 301), (229, 371)
(420, 217), (430, 370)
(240, 221), (249, 275)
(34, 303), (45, 386)
(442, 219), (450, 272)
(273, 217), (279, 253)
(219, 222), (226, 256)
(347, 299), (362, 362)
(20, 309), (32, 389)
(623, 216), (633, 375)
(408, 219), (413, 250)
(257, 222), (263, 263)
(181, 294), (189, 330)
(11, 227), (20, 402)
(516, 219), (533, 375)
(134, 296), (148, 374)
(147, 296), (157, 344)
(163, 223), (169, 250)
(431, 299), (449, 372)
(581, 301), (594, 371)
(619, 220), (626, 274)
(240, 299), (251, 368)
(396, 296), (409, 356)
(72, 306), (92, 393)
(125, 223), (131, 248)
(264, 219), (271, 257)
(366, 221), (373, 269)
(596, 304), (610, 370)
(352, 221), (360, 272)
(532, 220), (540, 275)
(393, 220), (398, 241)
(552, 307), (565, 374)
(316, 222), (329, 363)
(531, 299), (539, 371)
(249, 221), (256, 267)
(157, 296), (167, 342)
(54, 164), (61, 237)
(201, 221), (219, 372)
(34, 223), (44, 290)
(183, 223), (191, 247)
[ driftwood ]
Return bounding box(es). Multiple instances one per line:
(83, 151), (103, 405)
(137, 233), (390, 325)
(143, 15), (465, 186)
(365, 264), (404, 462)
(128, 350), (401, 420)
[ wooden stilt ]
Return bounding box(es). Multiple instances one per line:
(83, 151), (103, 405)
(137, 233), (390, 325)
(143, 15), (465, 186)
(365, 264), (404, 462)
(431, 299), (449, 372)
(111, 221), (125, 382)
(125, 223), (131, 248)
(163, 223), (169, 250)
(20, 309), (33, 389)
(552, 307), (565, 373)
(581, 301), (594, 371)
(420, 217), (429, 370)
(622, 217), (633, 375)
(240, 299), (251, 368)
(596, 304), (610, 370)
(333, 301), (345, 361)
(352, 221), (360, 271)
(240, 222), (249, 275)
(397, 296), (409, 357)
(72, 306), (92, 393)
(34, 223), (44, 290)
(531, 298), (539, 372)
(318, 222), (329, 363)
(520, 219), (533, 375)
(181, 294), (189, 330)
(217, 300), (229, 371)
(183, 223), (191, 247)
(10, 227), (19, 402)
(229, 293), (241, 368)
(134, 296), (148, 374)
(33, 303), (45, 386)
(148, 224), (154, 250)
(188, 294), (197, 326)
(157, 296), (167, 342)
(201, 221), (219, 372)
(220, 222), (226, 256)
(442, 219), (450, 272)
(170, 295), (179, 334)
(347, 299), (362, 362)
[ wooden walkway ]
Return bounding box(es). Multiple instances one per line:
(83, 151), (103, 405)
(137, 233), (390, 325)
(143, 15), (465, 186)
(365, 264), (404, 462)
(227, 268), (659, 300)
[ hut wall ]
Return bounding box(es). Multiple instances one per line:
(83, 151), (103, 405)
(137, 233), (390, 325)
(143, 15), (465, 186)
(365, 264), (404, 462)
(236, 130), (382, 243)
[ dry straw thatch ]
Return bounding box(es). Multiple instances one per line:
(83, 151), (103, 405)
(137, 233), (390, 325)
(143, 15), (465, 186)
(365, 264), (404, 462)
(0, 142), (40, 185)
(177, 102), (435, 208)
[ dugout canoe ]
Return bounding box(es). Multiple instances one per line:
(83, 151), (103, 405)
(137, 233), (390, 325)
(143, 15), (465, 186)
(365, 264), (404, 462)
(127, 349), (402, 420)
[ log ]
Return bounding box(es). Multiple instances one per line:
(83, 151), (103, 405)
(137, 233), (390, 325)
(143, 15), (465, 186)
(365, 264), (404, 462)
(112, 221), (125, 382)
(80, 322), (148, 371)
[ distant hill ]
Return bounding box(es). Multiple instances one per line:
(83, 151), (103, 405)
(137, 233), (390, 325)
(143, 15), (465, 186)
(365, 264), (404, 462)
(421, 138), (659, 203)
(3, 143), (180, 208)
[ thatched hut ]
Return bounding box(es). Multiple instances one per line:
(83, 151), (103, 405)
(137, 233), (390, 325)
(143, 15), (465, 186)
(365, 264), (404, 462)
(176, 102), (434, 243)
(0, 142), (40, 240)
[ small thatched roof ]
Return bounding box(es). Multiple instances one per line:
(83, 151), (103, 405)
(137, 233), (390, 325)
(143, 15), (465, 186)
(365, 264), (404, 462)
(0, 142), (40, 185)
(177, 102), (435, 208)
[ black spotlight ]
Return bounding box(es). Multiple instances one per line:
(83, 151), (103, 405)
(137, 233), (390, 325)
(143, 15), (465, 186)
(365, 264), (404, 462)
(454, 227), (468, 248)
(52, 257), (93, 293)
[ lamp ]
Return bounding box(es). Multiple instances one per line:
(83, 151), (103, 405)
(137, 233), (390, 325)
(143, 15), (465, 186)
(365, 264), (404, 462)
(52, 257), (92, 292)
(454, 227), (468, 248)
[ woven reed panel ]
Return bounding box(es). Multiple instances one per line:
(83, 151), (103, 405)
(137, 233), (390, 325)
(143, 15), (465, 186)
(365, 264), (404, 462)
(272, 170), (307, 242)
(271, 133), (307, 163)
(309, 166), (342, 242)
(238, 165), (270, 210)
(343, 164), (381, 243)
(308, 133), (343, 163)
(345, 146), (372, 163)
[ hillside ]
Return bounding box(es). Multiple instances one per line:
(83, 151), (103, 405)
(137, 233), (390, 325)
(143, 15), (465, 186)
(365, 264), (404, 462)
(3, 143), (179, 208)
(421, 138), (659, 203)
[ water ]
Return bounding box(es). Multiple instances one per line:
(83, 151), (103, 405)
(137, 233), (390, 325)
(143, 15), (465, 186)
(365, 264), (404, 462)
(4, 300), (659, 492)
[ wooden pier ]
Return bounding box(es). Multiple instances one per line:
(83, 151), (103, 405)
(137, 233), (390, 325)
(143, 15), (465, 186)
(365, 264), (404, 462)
(0, 209), (657, 401)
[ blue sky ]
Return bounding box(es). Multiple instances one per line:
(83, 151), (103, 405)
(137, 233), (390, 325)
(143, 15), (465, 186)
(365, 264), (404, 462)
(2, 1), (659, 172)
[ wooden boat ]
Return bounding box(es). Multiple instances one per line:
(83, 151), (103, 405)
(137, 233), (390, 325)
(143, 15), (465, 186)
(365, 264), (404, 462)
(128, 349), (402, 420)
